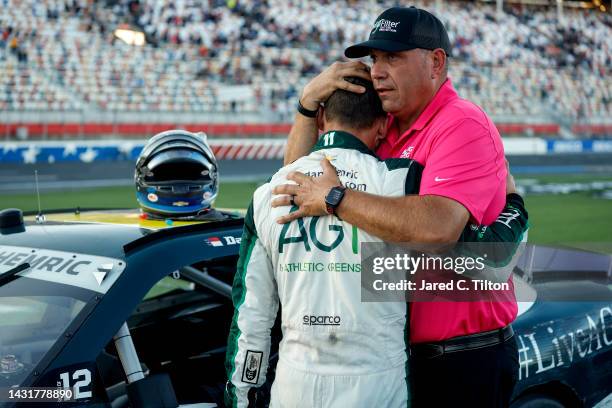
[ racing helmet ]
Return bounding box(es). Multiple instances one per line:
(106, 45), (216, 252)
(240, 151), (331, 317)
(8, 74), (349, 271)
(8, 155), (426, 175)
(135, 130), (218, 218)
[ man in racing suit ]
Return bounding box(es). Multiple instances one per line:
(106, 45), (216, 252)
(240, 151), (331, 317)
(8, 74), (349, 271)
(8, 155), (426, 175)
(225, 77), (528, 408)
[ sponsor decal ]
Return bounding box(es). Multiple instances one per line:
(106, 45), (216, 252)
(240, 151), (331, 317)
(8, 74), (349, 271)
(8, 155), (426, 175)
(205, 237), (224, 247)
(371, 19), (400, 33)
(279, 218), (360, 254)
(205, 236), (241, 247)
(303, 314), (342, 326)
(434, 176), (452, 182)
(400, 146), (414, 158)
(279, 262), (361, 273)
(305, 167), (359, 180)
(592, 141), (612, 153)
(147, 193), (158, 202)
(494, 207), (522, 229)
(343, 180), (367, 192)
(93, 263), (113, 285)
(0, 245), (124, 293)
(550, 140), (583, 153)
(517, 305), (612, 380)
(241, 350), (263, 384)
(304, 168), (366, 191)
(223, 236), (241, 245)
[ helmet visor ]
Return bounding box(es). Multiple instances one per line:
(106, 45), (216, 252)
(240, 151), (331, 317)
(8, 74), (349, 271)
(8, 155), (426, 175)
(144, 149), (215, 184)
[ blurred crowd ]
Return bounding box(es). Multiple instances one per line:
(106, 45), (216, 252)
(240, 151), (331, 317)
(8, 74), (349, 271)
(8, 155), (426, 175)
(0, 0), (610, 122)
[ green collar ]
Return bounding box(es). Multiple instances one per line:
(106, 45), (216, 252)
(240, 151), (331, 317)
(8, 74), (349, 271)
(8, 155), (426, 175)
(312, 130), (377, 158)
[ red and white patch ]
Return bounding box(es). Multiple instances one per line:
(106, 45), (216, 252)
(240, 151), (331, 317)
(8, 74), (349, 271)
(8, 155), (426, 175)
(400, 146), (414, 158)
(205, 237), (224, 247)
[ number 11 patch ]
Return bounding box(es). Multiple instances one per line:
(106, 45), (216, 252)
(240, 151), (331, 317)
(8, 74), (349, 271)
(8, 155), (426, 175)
(241, 350), (263, 384)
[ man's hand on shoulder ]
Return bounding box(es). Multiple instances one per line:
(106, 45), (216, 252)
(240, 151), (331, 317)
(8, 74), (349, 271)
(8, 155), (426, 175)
(272, 158), (340, 223)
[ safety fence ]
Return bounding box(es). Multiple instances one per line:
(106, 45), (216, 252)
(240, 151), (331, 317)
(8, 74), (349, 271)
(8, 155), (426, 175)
(2, 138), (612, 164)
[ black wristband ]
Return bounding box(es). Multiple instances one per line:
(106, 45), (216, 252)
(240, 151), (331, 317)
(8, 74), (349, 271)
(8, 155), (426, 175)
(297, 99), (318, 118)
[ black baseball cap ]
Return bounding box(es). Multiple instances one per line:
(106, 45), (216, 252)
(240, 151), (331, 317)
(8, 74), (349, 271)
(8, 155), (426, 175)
(344, 7), (451, 58)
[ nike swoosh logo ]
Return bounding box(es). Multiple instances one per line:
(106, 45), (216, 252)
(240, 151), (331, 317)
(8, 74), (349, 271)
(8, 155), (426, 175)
(434, 177), (452, 182)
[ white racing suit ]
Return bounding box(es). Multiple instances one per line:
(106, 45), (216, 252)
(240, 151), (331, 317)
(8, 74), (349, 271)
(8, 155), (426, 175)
(225, 131), (420, 408)
(224, 131), (529, 408)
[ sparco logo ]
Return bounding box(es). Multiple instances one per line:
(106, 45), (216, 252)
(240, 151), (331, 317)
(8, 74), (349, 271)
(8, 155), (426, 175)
(371, 19), (400, 33)
(303, 315), (341, 326)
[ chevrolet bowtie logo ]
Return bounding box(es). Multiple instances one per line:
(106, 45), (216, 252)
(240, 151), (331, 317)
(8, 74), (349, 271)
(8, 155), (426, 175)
(173, 201), (189, 207)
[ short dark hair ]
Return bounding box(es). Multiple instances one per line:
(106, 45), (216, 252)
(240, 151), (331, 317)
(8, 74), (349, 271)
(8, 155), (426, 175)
(324, 76), (385, 130)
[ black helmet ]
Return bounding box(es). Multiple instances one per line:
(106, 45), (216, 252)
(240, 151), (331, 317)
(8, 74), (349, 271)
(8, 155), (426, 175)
(135, 130), (218, 218)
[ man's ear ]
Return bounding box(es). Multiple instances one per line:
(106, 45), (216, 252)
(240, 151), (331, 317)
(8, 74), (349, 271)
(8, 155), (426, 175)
(431, 48), (447, 79)
(316, 106), (324, 131)
(376, 116), (387, 141)
(370, 117), (387, 149)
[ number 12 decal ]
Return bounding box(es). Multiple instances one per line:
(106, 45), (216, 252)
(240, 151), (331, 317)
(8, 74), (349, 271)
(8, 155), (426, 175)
(59, 368), (92, 399)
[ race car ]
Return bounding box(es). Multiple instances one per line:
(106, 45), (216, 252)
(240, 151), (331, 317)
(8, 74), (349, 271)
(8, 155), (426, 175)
(511, 246), (612, 408)
(0, 207), (244, 408)
(0, 207), (611, 408)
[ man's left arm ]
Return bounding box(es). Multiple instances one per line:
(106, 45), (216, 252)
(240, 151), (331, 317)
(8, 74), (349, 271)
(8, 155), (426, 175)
(225, 202), (279, 408)
(461, 157), (528, 245)
(457, 191), (529, 283)
(460, 193), (528, 244)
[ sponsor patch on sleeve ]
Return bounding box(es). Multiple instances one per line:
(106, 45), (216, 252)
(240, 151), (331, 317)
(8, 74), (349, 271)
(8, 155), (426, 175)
(241, 350), (263, 385)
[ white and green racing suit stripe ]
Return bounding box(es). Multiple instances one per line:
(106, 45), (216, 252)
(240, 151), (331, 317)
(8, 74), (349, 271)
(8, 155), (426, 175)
(225, 203), (279, 408)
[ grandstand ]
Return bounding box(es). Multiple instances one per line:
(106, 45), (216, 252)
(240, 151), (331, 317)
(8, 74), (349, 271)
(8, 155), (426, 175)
(0, 0), (610, 139)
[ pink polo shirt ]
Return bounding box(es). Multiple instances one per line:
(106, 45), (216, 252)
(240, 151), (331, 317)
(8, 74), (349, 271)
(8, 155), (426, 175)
(376, 79), (517, 343)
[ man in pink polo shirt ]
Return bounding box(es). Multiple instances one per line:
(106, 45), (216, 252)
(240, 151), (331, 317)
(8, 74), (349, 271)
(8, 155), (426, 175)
(274, 6), (521, 408)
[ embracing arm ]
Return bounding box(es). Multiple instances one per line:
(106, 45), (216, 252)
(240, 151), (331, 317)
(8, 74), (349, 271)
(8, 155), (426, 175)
(273, 158), (469, 243)
(336, 190), (469, 243)
(332, 160), (524, 244)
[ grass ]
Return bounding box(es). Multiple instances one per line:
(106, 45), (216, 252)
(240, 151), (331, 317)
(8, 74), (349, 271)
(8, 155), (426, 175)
(517, 174), (612, 184)
(2, 178), (612, 248)
(523, 192), (612, 246)
(1, 181), (262, 213)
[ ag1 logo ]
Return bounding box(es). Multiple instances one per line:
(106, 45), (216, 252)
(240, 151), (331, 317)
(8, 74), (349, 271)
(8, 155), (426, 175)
(278, 214), (359, 254)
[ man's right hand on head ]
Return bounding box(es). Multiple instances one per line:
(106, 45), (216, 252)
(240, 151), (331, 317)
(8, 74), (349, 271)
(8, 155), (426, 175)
(300, 61), (372, 110)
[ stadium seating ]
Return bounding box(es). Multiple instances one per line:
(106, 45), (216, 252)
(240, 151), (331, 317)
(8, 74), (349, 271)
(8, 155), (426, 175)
(0, 0), (610, 124)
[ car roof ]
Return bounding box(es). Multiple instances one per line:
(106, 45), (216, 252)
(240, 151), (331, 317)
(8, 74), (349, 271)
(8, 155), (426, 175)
(0, 208), (244, 260)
